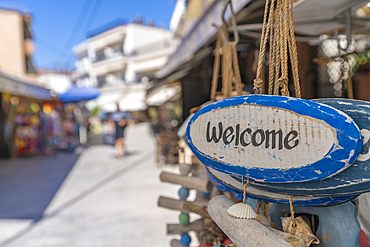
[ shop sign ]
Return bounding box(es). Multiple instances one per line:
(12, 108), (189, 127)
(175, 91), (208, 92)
(186, 95), (363, 183)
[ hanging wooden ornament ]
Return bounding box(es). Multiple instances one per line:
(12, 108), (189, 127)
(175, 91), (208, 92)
(227, 178), (257, 219)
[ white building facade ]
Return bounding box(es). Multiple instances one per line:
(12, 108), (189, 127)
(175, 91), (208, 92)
(73, 22), (177, 89)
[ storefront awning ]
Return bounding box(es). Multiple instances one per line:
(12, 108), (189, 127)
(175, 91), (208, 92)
(146, 82), (181, 106)
(0, 70), (52, 100)
(155, 0), (252, 79)
(293, 0), (366, 35)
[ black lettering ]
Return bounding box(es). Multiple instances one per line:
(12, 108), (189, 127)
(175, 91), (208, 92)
(235, 124), (240, 146)
(206, 122), (223, 143)
(223, 126), (234, 144)
(252, 129), (265, 147)
(265, 130), (283, 150)
(240, 128), (252, 146)
(284, 130), (299, 150)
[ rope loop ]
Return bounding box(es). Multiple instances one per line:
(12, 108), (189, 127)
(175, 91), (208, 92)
(278, 77), (289, 96)
(253, 78), (263, 94)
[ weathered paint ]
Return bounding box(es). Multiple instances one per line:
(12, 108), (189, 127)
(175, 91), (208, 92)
(206, 167), (357, 207)
(269, 202), (361, 247)
(187, 95), (362, 183)
(251, 99), (370, 196)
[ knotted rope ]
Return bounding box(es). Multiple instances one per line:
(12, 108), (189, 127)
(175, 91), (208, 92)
(254, 0), (301, 97)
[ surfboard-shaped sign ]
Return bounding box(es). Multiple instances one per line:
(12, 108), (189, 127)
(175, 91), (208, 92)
(186, 95), (363, 183)
(250, 99), (370, 196)
(206, 167), (357, 206)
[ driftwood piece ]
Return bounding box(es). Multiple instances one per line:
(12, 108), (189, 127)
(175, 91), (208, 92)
(183, 201), (211, 219)
(157, 196), (208, 213)
(170, 239), (183, 247)
(208, 195), (293, 247)
(167, 219), (203, 235)
(158, 196), (190, 213)
(160, 171), (212, 192)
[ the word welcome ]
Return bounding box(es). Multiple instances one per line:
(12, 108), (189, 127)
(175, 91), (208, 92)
(206, 122), (299, 150)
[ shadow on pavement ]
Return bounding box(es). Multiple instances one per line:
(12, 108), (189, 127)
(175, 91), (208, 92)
(0, 152), (79, 221)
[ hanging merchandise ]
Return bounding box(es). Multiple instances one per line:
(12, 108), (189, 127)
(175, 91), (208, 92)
(227, 177), (257, 219)
(183, 0), (369, 245)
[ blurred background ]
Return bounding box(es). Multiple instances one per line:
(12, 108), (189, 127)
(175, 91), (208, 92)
(0, 0), (370, 246)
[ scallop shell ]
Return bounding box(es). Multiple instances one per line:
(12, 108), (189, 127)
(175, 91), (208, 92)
(255, 214), (272, 226)
(227, 202), (257, 219)
(281, 216), (320, 247)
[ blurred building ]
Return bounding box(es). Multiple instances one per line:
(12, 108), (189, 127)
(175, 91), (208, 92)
(73, 20), (176, 88)
(0, 8), (54, 158)
(36, 70), (72, 95)
(72, 19), (177, 111)
(0, 8), (36, 79)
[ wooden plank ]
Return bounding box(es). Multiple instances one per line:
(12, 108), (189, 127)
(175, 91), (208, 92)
(160, 172), (212, 192)
(186, 95), (362, 183)
(252, 99), (370, 196)
(207, 195), (292, 247)
(167, 219), (203, 235)
(207, 167), (357, 207)
(157, 196), (189, 213)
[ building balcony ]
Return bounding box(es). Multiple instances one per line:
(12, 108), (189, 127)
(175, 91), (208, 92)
(91, 56), (128, 77)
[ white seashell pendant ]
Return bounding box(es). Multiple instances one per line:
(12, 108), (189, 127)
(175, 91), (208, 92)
(227, 202), (257, 219)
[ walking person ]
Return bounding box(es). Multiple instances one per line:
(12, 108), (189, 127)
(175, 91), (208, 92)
(111, 104), (131, 158)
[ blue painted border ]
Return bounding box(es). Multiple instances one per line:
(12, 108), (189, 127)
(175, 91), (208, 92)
(206, 167), (358, 207)
(186, 95), (363, 183)
(250, 99), (370, 196)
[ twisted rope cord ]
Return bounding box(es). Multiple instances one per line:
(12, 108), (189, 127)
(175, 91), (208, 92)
(268, 0), (277, 95)
(311, 214), (316, 235)
(274, 1), (282, 95)
(230, 42), (243, 96)
(289, 195), (297, 227)
(287, 0), (301, 97)
(254, 0), (271, 93)
(263, 201), (267, 216)
(278, 0), (290, 96)
(210, 31), (222, 100)
(242, 177), (250, 204)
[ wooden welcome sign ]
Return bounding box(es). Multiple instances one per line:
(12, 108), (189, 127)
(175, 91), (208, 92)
(186, 95), (363, 183)
(250, 98), (370, 196)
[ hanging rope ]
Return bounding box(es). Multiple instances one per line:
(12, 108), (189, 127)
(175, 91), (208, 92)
(242, 177), (250, 204)
(254, 0), (271, 94)
(311, 214), (316, 235)
(263, 201), (267, 216)
(254, 0), (301, 97)
(289, 195), (297, 227)
(210, 31), (222, 101)
(210, 25), (244, 100)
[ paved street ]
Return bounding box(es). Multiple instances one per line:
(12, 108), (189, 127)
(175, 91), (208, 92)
(0, 123), (180, 247)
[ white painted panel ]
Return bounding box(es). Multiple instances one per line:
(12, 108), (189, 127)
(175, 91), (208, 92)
(190, 104), (337, 169)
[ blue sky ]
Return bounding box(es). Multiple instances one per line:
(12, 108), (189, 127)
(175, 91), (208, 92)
(0, 0), (176, 70)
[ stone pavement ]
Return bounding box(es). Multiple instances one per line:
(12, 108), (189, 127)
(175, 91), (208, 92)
(0, 123), (181, 247)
